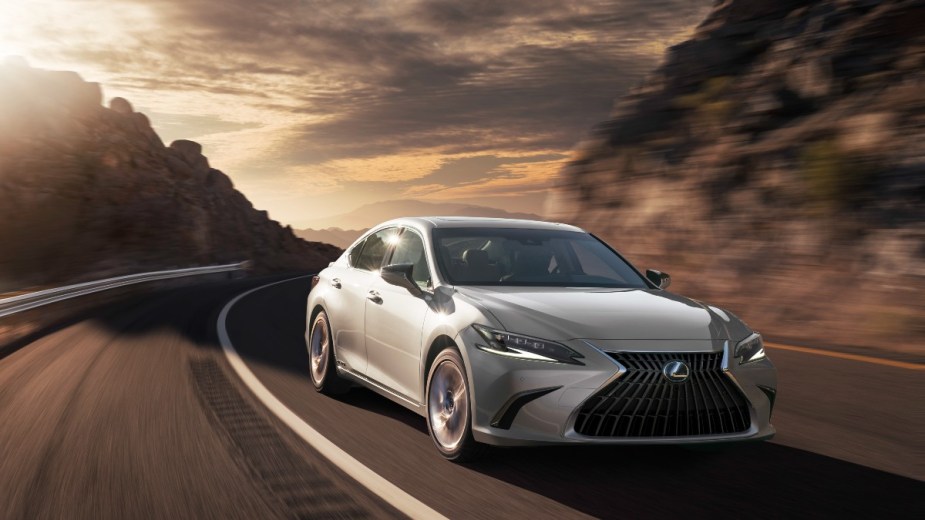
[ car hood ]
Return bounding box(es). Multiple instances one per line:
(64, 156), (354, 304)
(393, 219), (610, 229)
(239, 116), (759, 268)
(454, 286), (743, 342)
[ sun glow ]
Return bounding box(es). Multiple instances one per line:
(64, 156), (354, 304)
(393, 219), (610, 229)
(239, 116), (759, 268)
(0, 0), (159, 73)
(0, 1), (33, 59)
(0, 0), (706, 227)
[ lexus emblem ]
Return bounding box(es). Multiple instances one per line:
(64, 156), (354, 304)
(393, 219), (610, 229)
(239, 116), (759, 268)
(662, 360), (690, 383)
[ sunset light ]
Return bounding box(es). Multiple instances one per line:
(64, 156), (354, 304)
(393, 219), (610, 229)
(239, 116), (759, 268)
(1, 2), (922, 519)
(0, 0), (708, 227)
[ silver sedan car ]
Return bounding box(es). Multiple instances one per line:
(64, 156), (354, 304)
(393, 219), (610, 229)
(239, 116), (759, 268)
(306, 217), (777, 461)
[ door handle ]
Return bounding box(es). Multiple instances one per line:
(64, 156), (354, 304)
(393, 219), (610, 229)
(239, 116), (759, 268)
(331, 278), (342, 289)
(367, 290), (383, 304)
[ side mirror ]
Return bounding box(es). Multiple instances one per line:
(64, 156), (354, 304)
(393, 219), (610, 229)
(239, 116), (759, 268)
(381, 263), (424, 297)
(645, 269), (671, 289)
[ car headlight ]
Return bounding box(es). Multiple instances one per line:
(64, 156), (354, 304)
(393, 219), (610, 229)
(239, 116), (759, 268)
(472, 324), (584, 365)
(735, 332), (766, 364)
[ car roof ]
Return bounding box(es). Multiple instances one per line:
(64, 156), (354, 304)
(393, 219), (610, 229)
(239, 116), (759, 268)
(373, 216), (585, 233)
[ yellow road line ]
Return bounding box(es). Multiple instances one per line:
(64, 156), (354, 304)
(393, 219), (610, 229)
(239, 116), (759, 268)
(766, 342), (924, 371)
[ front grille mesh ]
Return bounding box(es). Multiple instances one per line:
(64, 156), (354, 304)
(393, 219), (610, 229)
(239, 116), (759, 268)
(574, 352), (751, 437)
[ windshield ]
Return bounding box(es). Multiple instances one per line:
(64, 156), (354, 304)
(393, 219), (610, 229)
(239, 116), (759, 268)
(432, 228), (650, 288)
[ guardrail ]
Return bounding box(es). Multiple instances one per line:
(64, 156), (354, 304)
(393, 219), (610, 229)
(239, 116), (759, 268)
(0, 262), (247, 319)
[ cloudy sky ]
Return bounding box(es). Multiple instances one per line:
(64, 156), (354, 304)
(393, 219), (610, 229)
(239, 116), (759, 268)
(0, 0), (708, 227)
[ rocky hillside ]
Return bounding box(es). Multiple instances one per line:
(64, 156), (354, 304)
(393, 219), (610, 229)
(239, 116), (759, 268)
(0, 60), (340, 291)
(551, 0), (924, 354)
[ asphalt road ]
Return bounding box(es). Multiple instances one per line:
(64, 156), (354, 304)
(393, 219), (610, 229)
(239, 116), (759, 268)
(0, 278), (400, 520)
(0, 276), (922, 519)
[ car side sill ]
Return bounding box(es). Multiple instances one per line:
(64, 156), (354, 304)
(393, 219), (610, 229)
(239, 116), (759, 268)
(337, 366), (426, 416)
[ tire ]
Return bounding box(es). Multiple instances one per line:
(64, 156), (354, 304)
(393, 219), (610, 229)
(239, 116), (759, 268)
(425, 347), (485, 462)
(307, 310), (349, 395)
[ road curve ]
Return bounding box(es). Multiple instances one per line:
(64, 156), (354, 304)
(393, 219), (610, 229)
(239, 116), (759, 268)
(0, 276), (921, 519)
(226, 277), (924, 519)
(0, 277), (400, 520)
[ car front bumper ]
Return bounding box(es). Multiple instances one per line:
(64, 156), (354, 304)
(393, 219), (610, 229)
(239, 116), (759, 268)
(454, 328), (777, 447)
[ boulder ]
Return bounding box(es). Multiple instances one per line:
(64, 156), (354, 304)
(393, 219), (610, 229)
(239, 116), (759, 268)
(169, 139), (202, 160)
(205, 169), (234, 192)
(109, 97), (133, 115)
(168, 139), (210, 172)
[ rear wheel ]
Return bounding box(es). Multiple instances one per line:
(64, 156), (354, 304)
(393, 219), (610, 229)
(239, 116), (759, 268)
(425, 347), (484, 462)
(308, 310), (349, 395)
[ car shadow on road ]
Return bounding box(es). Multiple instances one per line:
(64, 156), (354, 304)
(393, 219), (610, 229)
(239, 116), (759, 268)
(462, 440), (924, 518)
(331, 387), (429, 434)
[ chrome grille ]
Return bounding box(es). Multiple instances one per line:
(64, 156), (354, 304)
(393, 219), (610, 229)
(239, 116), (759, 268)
(574, 352), (751, 437)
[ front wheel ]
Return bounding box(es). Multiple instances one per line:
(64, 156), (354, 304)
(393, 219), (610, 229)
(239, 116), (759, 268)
(308, 310), (349, 395)
(425, 347), (485, 462)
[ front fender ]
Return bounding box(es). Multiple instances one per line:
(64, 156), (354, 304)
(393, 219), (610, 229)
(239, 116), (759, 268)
(418, 287), (498, 401)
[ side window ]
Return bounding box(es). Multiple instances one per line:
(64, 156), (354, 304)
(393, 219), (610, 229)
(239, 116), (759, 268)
(347, 238), (367, 268)
(354, 228), (398, 271)
(388, 229), (431, 288)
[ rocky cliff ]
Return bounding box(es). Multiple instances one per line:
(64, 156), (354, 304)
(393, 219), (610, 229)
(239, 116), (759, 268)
(0, 60), (340, 291)
(551, 0), (924, 354)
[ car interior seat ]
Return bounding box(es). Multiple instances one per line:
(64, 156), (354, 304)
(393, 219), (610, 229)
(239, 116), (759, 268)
(461, 249), (500, 282)
(506, 250), (552, 280)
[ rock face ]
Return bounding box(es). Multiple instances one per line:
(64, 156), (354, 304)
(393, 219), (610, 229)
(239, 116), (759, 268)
(0, 61), (341, 290)
(551, 0), (924, 353)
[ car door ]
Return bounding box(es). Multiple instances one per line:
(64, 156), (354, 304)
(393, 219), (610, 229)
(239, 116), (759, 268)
(365, 227), (433, 404)
(330, 227), (398, 375)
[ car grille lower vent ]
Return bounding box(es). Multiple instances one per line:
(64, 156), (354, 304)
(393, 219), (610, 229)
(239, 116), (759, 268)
(574, 352), (751, 437)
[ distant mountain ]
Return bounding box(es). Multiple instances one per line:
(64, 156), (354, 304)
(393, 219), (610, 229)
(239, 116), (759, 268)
(301, 199), (543, 230)
(294, 227), (366, 249)
(0, 61), (341, 290)
(295, 200), (545, 248)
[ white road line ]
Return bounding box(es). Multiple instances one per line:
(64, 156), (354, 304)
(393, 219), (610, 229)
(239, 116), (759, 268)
(217, 277), (446, 520)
